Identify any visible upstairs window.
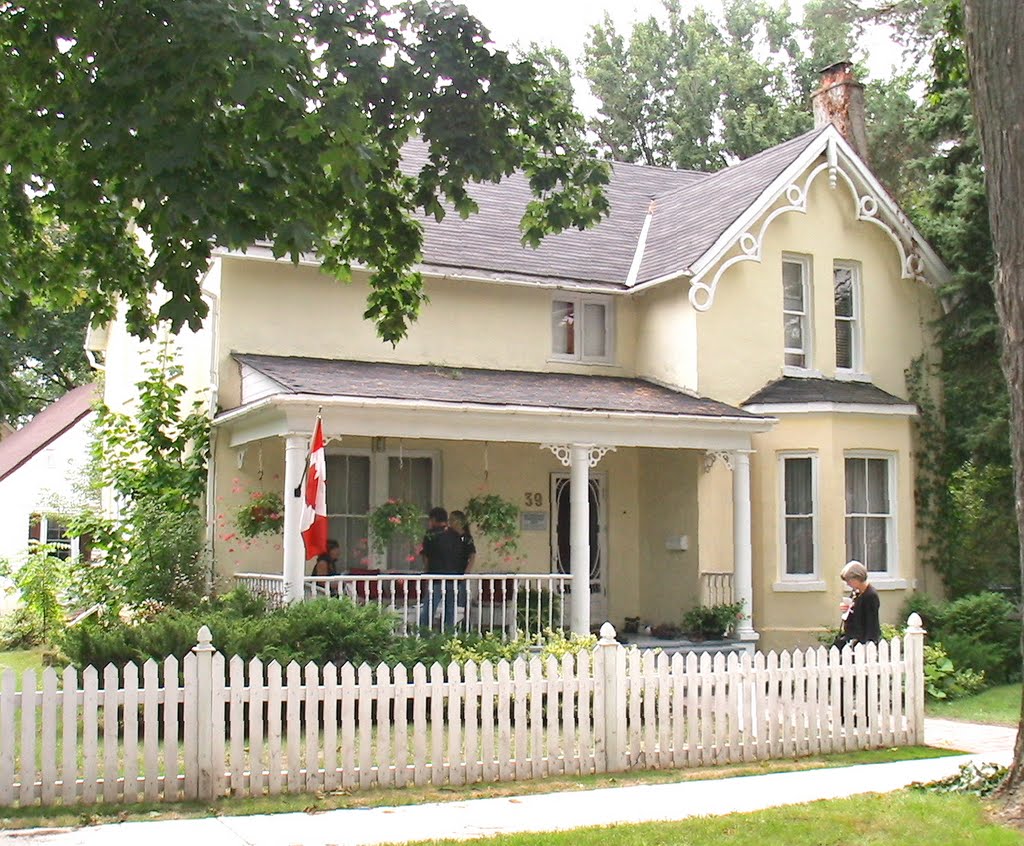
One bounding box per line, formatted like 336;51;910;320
782;256;812;369
551;296;613;363
834;262;862;371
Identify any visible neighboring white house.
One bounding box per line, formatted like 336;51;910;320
0;384;98;572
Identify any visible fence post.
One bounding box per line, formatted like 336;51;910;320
597;622;626;773
192;626;217;802
904;613;926;744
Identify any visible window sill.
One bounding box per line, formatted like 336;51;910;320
869;577;913;591
835;370;872;383
782;366;823;378
546;356;618;368
773;580;827;592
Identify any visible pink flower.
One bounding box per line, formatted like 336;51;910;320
360;557;370;565
269;512;280;520
251;491;261;500
223;533;236;541
387;498;397;505
503;556;513;562
389;515;401;524
406;555;416;563
217;514;224;520
228;548;235;553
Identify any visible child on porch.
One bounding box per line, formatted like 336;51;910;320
449;510;476;620
419;507;463;631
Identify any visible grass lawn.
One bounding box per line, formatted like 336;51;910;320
0;647;48;687
928;684;1022;727
385;791;1023;846
0;746;958;830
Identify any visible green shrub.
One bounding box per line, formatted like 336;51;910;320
516;588;563;633
683;602;744;640
924;643;987;700
0;607;47;650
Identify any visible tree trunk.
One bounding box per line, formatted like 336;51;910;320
963;0;1024;798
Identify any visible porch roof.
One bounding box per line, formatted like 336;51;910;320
217;355;774;451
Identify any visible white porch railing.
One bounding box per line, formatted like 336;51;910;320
234;572;570;637
700;572;735;607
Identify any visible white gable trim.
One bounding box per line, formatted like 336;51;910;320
742;401;918;417
670;126;950;312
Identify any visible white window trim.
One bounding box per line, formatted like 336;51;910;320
844;450;898;579
776;451;821;585
833;260;864;376
549;293;615;365
782;253;814;373
325;446;443;567
28;512;80;560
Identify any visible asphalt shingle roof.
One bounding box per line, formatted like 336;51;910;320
0;384;98;483
400;130;825;288
743;377;912;407
234;354;765;420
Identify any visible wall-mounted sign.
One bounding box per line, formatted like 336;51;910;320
521;511;549;532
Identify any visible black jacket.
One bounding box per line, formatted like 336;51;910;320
841;584;881;646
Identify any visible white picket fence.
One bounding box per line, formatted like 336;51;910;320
0;615;926;808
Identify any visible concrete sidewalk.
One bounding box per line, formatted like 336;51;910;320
2;719;1014;846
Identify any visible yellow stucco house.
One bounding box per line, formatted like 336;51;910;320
94;66;947;652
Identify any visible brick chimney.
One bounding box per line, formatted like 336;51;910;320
811;61;869;163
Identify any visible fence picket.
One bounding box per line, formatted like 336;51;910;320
626;649;642;766
801;648;817;756
740;652;755;763
447;662;464;786
20;669;37;806
102;665;119;803
0;670;13;807
878;640;894;746
855;644;869;749
546;656;562;777
391;664;407;788
61;666;78;806
752;652;767;761
496;660;512;781
464;661;479;785
725;653;740;764
429;663;445;786
698;653;713;766
480;660;496;783
41;667;58;806
323;663;339;792
711;653;728;765
512;658;528;781
266;661;283;796
163;656;179;801
358;663;374;790
376;663;393;789
528;657;544;779
228;657;245;797
182;654;197;800
779;651;794;758
891;638;906;745
684;653;699;767
341;663;357;790
305;663;322;792
641;651;656;770
248;659;265;798
122;663;139;803
866;642;881;748
142;661;159;802
81;666;99;804
577;650;594;775
670;654;685;767
286;662;302;793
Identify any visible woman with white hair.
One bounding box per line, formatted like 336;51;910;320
836;560;881;648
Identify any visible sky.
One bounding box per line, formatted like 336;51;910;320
459;0;910;116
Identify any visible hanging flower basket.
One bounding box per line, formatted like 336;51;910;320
465;493;520;554
235;491;284;537
369;499;424;548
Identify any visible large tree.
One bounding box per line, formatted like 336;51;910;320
961;0;1024;796
0;1;608;345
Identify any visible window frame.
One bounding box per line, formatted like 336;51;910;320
781;254;814;374
833;260;864;375
325;446;442;569
777;451;821;584
549;294;615;365
843;450;898;577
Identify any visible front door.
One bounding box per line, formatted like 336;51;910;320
550;473;607;626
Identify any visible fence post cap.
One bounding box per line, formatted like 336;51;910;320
905;612;925;633
598;621;617;644
193;625;215;652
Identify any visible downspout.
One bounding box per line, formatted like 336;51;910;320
202;280;221;589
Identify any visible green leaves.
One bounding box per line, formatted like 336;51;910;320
1;0;608;345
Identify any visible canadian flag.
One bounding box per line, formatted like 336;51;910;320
300;417;328;560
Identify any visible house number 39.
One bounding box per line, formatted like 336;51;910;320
524;492;544;507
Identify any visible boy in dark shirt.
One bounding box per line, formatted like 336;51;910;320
419;507;463;630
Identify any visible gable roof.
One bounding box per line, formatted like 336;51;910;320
0;384;98;483
233;354;765;421
742;377;912;408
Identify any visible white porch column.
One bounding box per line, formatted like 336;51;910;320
731;450;758;641
282;434;307;604
542;443;616;636
569;443;591;637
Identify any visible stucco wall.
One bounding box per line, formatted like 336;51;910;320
749;413;917;652
696;165;941;406
633;280;698;392
216;259;638;410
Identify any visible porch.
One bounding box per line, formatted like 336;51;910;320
214;356;772;638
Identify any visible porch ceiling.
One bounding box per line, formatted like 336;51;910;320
215;355;775;450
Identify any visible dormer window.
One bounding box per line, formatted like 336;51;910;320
551;295;613;363
782;255;812;370
834;261;862;372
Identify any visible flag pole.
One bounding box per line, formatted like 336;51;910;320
293;407;323;497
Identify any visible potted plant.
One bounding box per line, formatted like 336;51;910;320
682;601;745;640
235;491;284;537
465;493;520;554
368;499;424;549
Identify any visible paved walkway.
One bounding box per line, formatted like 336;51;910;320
2;719;1015;846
